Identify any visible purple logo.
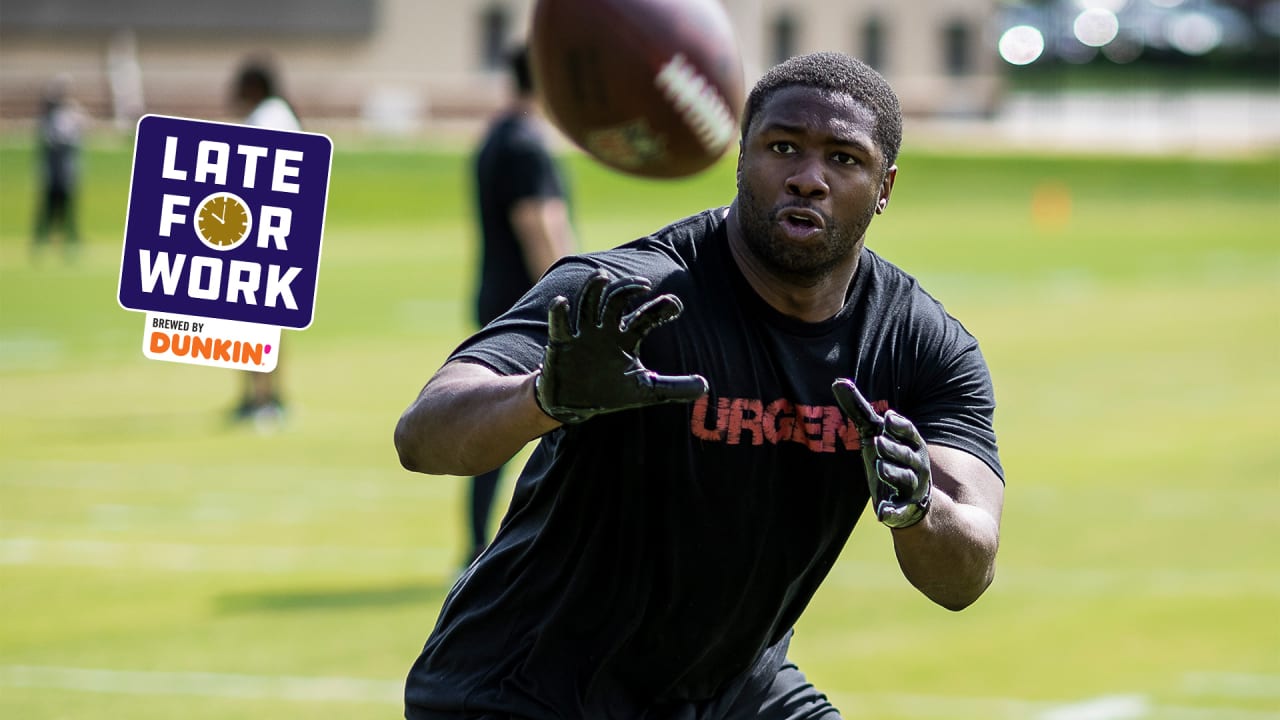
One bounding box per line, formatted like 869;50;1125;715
118;115;331;329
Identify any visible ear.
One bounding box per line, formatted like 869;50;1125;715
875;164;897;214
735;140;744;186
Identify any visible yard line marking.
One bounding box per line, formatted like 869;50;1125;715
824;561;1280;597
1149;709;1280;720
0;537;448;574
1038;695;1149;720
1184;672;1280;698
3;536;1275;596
0;334;64;370
7;670;1280;718
1;665;401;704
828;690;1042;718
829;691;1280;720
0;460;444;496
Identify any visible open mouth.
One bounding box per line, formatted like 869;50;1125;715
779;208;825;232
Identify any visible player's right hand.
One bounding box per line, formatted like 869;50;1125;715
535;270;708;425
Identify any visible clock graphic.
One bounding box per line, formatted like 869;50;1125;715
194;192;253;251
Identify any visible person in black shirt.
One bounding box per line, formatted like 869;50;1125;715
465;45;576;567
395;51;1004;720
33;75;84;261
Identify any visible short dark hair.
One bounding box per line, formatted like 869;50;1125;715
741;52;902;170
235;59;278;101
509;45;533;96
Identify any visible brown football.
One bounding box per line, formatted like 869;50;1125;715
529;0;745;179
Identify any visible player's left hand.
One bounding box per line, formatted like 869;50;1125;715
832;378;932;528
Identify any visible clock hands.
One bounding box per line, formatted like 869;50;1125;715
197;196;250;249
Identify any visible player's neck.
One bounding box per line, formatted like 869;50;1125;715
724;203;860;324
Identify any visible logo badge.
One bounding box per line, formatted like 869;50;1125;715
117;115;332;371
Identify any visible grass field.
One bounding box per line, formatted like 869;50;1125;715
1;131;1278;719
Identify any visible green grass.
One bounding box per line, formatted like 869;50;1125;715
2;133;1278;719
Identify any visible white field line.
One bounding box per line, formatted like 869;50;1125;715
1038;695;1149;720
0;461;438;497
1;665;401;703
1184;672;1280;699
1146;709;1280;720
839;691;1280;717
0;537;448;573
828;689;1041;719
822;690;1280;720
1035;694;1280;720
823;561;1280;597
5;668;1280;718
2;537;1276;598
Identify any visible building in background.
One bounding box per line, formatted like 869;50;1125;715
0;0;1003;134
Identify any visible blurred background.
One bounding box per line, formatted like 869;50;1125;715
1;1;1277;719
2;0;1278;150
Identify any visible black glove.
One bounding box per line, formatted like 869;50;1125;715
535;271;708;424
832;378;932;528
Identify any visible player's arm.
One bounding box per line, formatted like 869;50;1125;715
394;360;556;477
511;196;575;280
833;379;1002;610
395;270;707;475
889;445;1002;611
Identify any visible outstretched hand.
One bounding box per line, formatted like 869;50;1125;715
535;271;708;424
832;378;932;528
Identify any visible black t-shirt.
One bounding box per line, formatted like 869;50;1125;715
406;209;1002;718
474;111;568;326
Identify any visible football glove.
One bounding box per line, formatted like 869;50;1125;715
832;378;932;528
535;271;708;424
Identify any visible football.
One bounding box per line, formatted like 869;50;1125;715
529;0;745;179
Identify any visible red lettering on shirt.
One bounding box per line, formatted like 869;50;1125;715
691;396;729;441
727;397;764;446
763;398;794;444
689;395;891;453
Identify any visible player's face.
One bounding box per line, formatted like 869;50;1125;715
735;86;894;281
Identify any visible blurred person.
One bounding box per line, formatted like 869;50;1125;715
228;57;300;428
394;52;1003;720
32;75;85;261
106;29;145;131
463;44;576;568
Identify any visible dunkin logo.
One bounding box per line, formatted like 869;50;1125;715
142;313;280;372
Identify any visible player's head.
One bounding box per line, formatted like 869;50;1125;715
508;45;535;99
40;74;71;114
233;58;279;107
731;51;899;282
741;52;901;173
